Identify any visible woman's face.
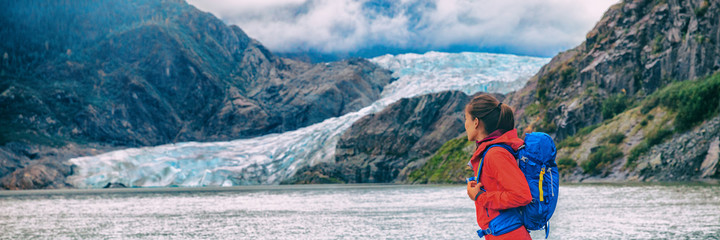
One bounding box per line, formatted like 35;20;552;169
464;109;488;141
464;110;480;141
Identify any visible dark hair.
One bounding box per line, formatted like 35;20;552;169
465;94;514;133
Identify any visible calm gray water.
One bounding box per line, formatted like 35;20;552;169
0;184;719;239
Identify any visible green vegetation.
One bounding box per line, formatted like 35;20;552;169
602;93;630;120
642;71;720;131
582;83;600;99
694;34;710;44
532;61;579;134
574;126;626;174
0;127;66;147
652;34;664;54
589;28;613;49
633;72;645;93
560;120;626;175
641;99;656;114
582;145;623;175
531;100;561;134
557;137;581;149
640;114;654;126
604;132;626;144
536;62;576;104
557;123;600;150
408;137;474;183
0;82;66;147
557;157;577;173
536;117;557;133
577;123;600;136
695;0;709;17
525;103;540;117
537;75;550;103
559;64;576;86
626;126;674;169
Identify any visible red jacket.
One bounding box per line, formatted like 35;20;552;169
470;129;532;240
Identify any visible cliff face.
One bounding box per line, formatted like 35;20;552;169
505;0;720;182
509;0;720;138
287;91;503;184
0;0;393;189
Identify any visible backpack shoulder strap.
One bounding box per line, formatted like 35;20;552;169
476;143;516;181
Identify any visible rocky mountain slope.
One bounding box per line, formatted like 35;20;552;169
0;0;393;189
507;0;719;139
414;0;720;184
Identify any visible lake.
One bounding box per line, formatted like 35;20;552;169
1;184;718;239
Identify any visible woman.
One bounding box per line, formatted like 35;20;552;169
464;94;532;239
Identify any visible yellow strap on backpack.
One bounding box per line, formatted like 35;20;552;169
539;167;545;202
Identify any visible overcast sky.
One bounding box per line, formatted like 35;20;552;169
187;0;619;58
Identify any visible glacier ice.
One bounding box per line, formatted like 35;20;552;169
67;51;550;188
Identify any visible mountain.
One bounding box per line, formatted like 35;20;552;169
414;0;720;183
0;0;394;189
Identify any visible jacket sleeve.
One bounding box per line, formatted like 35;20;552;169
476;147;532;210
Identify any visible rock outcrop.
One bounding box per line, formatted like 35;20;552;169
633;115;720;182
0;142;118;190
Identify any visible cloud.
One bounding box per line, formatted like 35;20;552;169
187;0;619;57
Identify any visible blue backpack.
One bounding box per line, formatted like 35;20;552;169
469;132;559;239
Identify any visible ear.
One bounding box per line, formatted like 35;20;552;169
473;117;480;129
476;118;487;132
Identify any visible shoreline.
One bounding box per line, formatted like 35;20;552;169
1;181;717;196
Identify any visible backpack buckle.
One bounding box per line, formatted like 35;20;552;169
477;228;493;238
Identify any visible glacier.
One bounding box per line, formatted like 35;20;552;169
67;52;550;188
